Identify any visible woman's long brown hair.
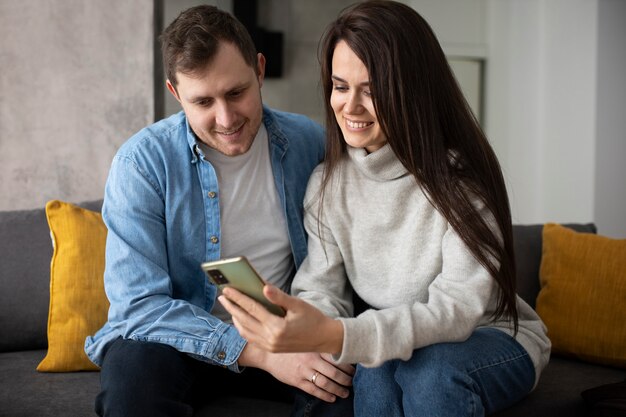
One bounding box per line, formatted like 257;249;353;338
318;0;518;331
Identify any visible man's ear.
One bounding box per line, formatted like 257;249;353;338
256;53;266;88
166;79;181;102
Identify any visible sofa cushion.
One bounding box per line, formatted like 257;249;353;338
512;223;596;308
0;350;292;417
536;223;626;369
490;356;626;417
37;200;108;372
3;351;622;417
0;350;101;416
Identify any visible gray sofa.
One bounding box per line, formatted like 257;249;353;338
1;200;624;416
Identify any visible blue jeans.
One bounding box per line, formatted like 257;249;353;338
353;328;535;417
96;338;352;417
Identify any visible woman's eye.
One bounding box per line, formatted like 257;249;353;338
333;85;348;92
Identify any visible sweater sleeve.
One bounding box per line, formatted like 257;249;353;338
335;216;500;367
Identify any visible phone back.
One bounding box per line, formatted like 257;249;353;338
202;256;285;316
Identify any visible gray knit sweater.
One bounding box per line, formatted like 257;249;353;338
291;144;550;386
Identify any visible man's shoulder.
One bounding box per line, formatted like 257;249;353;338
117;112;187;157
266;107;319;125
264;107;324;143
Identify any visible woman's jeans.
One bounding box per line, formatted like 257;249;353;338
96;338;352;417
353;328;535;417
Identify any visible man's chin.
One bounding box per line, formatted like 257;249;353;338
214;138;255;156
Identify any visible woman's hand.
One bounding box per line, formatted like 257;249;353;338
239;344;353;402
219;284;344;355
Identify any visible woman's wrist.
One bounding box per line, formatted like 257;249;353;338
322;318;344;355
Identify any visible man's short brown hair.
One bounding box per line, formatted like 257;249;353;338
161;5;258;87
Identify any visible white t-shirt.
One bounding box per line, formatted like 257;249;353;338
198;125;294;322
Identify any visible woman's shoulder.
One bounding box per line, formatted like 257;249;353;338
305;163;326;195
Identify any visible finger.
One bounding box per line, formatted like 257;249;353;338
335;363;355;376
218;294;254;323
222;287;277;323
231;313;271;350
321;353;356;376
300;381;336;403
218;295;264;340
263;284;295;308
231;316;251;336
316;361;353;388
219;290;266;325
220;298;252;332
310;373;350;399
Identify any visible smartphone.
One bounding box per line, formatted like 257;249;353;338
201;256;285;317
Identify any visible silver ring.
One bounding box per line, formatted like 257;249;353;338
310;371;319;385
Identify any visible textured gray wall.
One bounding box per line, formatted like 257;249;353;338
0;0;155;211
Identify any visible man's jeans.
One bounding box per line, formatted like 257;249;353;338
96;338;352;417
353;328;535;417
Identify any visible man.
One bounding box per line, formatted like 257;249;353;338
85;5;353;416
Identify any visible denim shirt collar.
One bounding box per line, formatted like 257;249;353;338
262;105;289;155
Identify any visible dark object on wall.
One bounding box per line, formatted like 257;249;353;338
234;0;284;78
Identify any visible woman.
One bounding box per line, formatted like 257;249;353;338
220;1;550;415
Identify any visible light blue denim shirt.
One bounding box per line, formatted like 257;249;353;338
85;106;324;371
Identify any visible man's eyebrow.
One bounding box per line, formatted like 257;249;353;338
187;82;251;102
188;95;213;103
331;75;370;86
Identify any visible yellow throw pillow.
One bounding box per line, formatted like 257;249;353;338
536;223;626;368
37;200;109;372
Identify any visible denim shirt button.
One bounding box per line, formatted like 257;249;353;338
210;236;219;244
207;191;217;198
217;351;226;360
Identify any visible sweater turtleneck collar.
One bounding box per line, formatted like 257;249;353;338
347;143;409;181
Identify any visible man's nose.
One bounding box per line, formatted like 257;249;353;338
215;101;236;128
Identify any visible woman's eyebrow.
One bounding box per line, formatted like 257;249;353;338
331;75;370;86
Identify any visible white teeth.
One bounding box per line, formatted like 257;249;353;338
218;125;242;135
346;119;373;129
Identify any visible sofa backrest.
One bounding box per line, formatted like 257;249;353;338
513;223;596;308
0;202;595;353
0;200;102;353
